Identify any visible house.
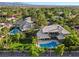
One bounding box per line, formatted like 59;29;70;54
0;23;13;28
37;30;50;40
37;24;70;40
42;24;70;35
16;17;34;31
7;15;16;21
36;24;70;48
74;25;79;36
37;24;70;43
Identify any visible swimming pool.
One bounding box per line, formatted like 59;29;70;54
9;28;21;35
39;40;59;48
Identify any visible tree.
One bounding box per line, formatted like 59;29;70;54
1;27;9;35
27;44;45;56
0;39;5;49
0;27;11;48
64;30;79;47
10;32;26;43
15;33;21;42
54;44;65;56
63;30;79;53
27;37;45;56
63;25;72;32
20;32;26;39
35;10;48;27
9;43;28;52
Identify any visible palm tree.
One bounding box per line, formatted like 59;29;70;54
10;32;26;43
27;44;45;56
15;33;21;43
26;37;45;56
35;10;48;27
54;44;65;56
0;27;11;48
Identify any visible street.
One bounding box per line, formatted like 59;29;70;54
0;50;79;57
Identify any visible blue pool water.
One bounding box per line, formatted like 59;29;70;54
39;41;59;48
9;28;21;35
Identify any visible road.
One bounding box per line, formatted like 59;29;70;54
0;51;79;57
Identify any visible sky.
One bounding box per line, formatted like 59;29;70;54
23;2;79;6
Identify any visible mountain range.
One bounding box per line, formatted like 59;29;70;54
0;2;79;8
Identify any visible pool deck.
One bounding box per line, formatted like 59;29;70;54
37;40;59;44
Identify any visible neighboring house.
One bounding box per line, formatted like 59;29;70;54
37;24;70;44
75;26;79;29
57;11;64;15
0;23;13;28
16;17;34;31
74;25;79;36
7;15;16;21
